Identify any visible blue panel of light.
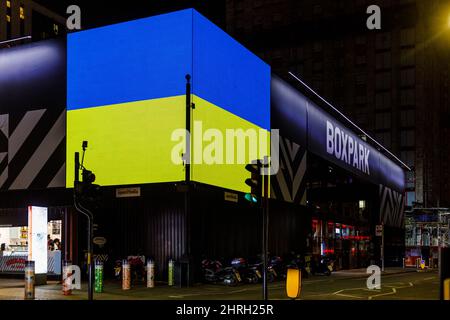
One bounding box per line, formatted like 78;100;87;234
193;11;271;131
67;9;193;110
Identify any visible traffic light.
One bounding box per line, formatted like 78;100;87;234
244;160;262;204
75;168;101;205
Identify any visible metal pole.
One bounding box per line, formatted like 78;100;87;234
185;74;191;183
74;199;93;300
75;152;80;183
74;152;93;300
185;74;192;272
262;161;269;301
381;222;385;272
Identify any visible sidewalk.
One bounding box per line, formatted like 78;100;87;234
0;267;426;300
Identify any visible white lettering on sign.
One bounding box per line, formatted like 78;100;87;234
326;121;370;175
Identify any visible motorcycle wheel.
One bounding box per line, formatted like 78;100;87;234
267;272;275;283
224;275;238;287
325;269;331;276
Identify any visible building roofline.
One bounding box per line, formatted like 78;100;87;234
288;71;411;171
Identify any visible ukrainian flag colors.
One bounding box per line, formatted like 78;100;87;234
66;9;270;192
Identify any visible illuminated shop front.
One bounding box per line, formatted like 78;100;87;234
311;219;370;269
0;207;62;275
404;208;450;268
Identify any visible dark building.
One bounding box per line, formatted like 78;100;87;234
225;0;450;210
0;0;65;46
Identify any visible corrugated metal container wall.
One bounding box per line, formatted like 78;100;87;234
97;184;186;280
190;185;311;276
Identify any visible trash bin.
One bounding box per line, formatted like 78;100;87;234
174;256;193;288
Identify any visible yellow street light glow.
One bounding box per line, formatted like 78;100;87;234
448;14;450;28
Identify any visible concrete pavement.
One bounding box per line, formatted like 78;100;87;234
0;267;439;300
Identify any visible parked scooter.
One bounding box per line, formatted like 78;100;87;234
310;256;334;276
231;257;259;284
201;258;240;286
248;255;276;283
285;253;309;279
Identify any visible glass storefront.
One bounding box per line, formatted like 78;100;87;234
0;220;62;274
311;219;370;270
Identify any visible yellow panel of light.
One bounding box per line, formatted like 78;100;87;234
66;96;186;187
191;96;270;193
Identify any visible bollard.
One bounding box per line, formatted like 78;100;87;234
95;260;104;293
286;268;302;300
147;259;155;288
62;260;72;296
122;259;131;290
24;261;35;300
444;279;450;300
168;259;174;286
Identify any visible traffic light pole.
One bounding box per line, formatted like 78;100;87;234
73;152;94;301
262;171;269;301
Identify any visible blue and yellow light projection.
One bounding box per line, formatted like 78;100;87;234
67;9;270;192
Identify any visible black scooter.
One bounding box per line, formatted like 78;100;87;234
310;256;333;276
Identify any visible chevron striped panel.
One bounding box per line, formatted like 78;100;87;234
271;136;307;204
0;108;66;191
379;184;405;227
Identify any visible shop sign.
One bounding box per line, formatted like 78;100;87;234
116;187;141;198
93;237;107;246
224;192;238;203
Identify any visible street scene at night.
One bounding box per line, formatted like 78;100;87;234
0;0;450;317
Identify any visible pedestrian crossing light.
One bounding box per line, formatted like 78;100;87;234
244;160;262;204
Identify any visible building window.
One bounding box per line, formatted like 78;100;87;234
355;35;367;45
355;54;366;65
406;171;415;189
313;61;323;72
400;89;415;106
376;132;392;149
406;191;416;207
400;49;415;67
400;110;415;127
400;28;415;47
375;92;391;110
376;72;391;90
20;6;25;20
375;112;391;130
313;42;323;53
400;68;415;87
376;52;391;70
313;4;322;15
400;129;415;147
6;0;10;8
400;151;415;167
375;32;391;50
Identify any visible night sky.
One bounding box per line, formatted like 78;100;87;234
34;0;226;29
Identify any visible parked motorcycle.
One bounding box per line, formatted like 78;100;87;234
113;255;146;284
310;256;334;276
231;257;259;284
201;258;240;286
